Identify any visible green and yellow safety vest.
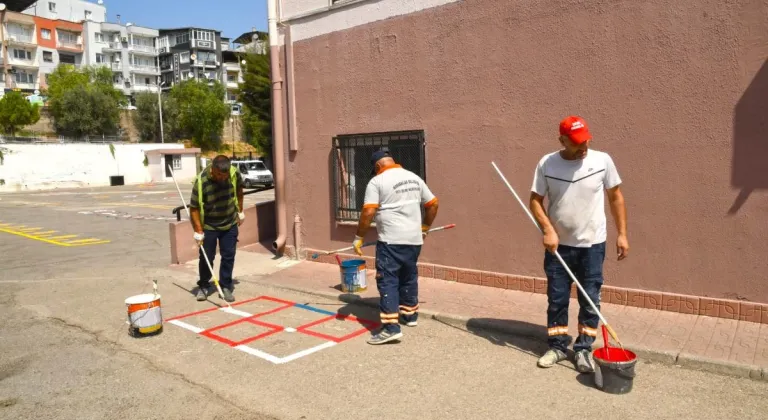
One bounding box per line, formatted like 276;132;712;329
196;165;240;227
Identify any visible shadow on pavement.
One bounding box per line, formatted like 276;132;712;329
452;318;550;360
575;373;598;389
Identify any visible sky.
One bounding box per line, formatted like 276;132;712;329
96;0;268;40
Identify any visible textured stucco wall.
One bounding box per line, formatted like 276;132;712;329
281;0;768;303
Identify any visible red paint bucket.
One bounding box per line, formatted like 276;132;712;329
592;347;637;394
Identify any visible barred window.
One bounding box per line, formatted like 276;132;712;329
332;130;426;222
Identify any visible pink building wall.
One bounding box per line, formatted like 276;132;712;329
277;0;768;307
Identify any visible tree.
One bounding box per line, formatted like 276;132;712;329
133;91;186;143
169;79;229;151
0;91;40;136
133;92;160;142
237;49;272;155
45;64;125;137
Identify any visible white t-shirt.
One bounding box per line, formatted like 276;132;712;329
363;165;437;246
531;149;622;248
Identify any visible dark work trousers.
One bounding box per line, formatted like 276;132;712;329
375;241;422;334
544;241;606;353
198;224;239;290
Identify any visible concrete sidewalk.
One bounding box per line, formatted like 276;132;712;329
236;248;768;381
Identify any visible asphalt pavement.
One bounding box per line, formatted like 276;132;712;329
1;185;767;420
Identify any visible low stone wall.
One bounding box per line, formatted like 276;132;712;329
168;200;276;264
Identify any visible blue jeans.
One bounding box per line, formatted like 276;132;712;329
198;224;239;290
544;242;605;353
375;241;422;334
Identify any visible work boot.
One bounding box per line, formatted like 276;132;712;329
367;329;403;345
195;287;208;301
537;349;568;368
221;288;235;303
574;350;595;373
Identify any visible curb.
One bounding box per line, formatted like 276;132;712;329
245;278;767;382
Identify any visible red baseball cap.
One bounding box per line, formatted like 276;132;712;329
559;116;591;144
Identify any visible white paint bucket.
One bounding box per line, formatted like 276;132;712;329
339;259;368;293
125;293;163;336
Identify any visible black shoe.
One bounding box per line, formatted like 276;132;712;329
574;350;595;373
195;287;209;301
221;288;235;303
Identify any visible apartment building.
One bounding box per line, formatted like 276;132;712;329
157;27;223;90
2;11;39;91
24;0;106;23
83;20;159;100
220;37;240;106
34;16;85;89
220;30;268;113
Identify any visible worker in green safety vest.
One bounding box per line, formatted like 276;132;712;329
189;155;245;303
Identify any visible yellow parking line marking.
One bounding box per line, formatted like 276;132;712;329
69;240;111;246
49;235;78;240
0;227;109;247
64;238;102;244
19;227;42;232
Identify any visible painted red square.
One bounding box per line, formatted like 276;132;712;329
296;314;380;343
166;295;295;322
200;316;284;347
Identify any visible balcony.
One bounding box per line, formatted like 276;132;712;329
13;82;40;91
132;84;159;93
9;57;38;68
57;41;83;52
111;62;122;72
191;60;218;68
130;44;157;55
6;34;36;46
130;64;160;75
191;39;216;50
104;42;123;51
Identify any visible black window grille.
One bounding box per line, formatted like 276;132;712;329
332;130;426;222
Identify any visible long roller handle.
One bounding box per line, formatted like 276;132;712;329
491;161;623;346
311;224;456;259
167;164;230;308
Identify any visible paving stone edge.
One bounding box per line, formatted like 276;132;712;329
246;278;766;382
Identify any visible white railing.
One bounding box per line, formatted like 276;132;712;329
14;82;39;90
8;34;34;43
58;39;81;49
10;57;36;66
130;64;159;73
130;44;157;54
111;63;122;72
133;84;159;92
106;42;122;49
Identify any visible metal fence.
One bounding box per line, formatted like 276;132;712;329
0;134;127;144
332;130;426;222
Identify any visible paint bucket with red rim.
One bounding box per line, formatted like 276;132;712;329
592;347;637;394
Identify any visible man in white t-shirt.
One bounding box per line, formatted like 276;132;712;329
529;116;629;373
353;149;439;345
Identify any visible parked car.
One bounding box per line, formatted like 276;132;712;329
233;159;274;188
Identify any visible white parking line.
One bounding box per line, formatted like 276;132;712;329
167;320;204;334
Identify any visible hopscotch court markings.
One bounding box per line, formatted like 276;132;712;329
166;295;380;364
0;222;110;247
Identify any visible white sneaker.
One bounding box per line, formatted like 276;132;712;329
537;349;567;368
